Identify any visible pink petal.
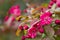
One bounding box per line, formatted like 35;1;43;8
56;0;60;7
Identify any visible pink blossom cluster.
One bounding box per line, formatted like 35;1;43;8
21;11;53;40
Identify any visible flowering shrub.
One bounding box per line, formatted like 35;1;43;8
4;0;60;40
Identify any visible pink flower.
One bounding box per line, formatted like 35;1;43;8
40;12;52;18
48;0;56;9
25;33;36;39
28;27;37;33
49;1;54;6
23;25;29;30
27;27;37;38
33;22;44;33
56;0;60;7
28;33;37;38
40;12;53;25
8;5;21;16
40;16;53;25
39;27;44;33
18;26;23;30
22;36;26;40
55;20;60;25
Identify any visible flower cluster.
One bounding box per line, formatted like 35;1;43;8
4;0;60;40
4;5;21;27
8;5;21;16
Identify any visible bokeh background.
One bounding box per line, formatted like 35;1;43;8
0;0;60;40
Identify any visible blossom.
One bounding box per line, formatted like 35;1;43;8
27;27;37;38
40;12;53;25
22;36;26;40
55;20;60;25
8;5;21;16
35;22;44;33
56;0;60;7
40;17;53;25
19;26;23;30
23;25;29;30
39;27;44;33
49;1;54;6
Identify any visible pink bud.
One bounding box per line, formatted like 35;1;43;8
49;1;54;6
39;28;44;33
19;26;23;30
55;20;60;25
22;36;26;40
23;25;29;30
56;0;60;7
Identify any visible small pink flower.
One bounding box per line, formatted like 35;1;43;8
26;32;37;39
40;16;53;25
39;27;44;33
56;0;60;7
27;27;37;38
40;12;52;18
49;1;54;6
40;12;53;25
23;25;29;30
28;27;37;33
8;5;21;16
22;36;26;40
19;26;23;30
48;0;56;9
28;33;37;38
